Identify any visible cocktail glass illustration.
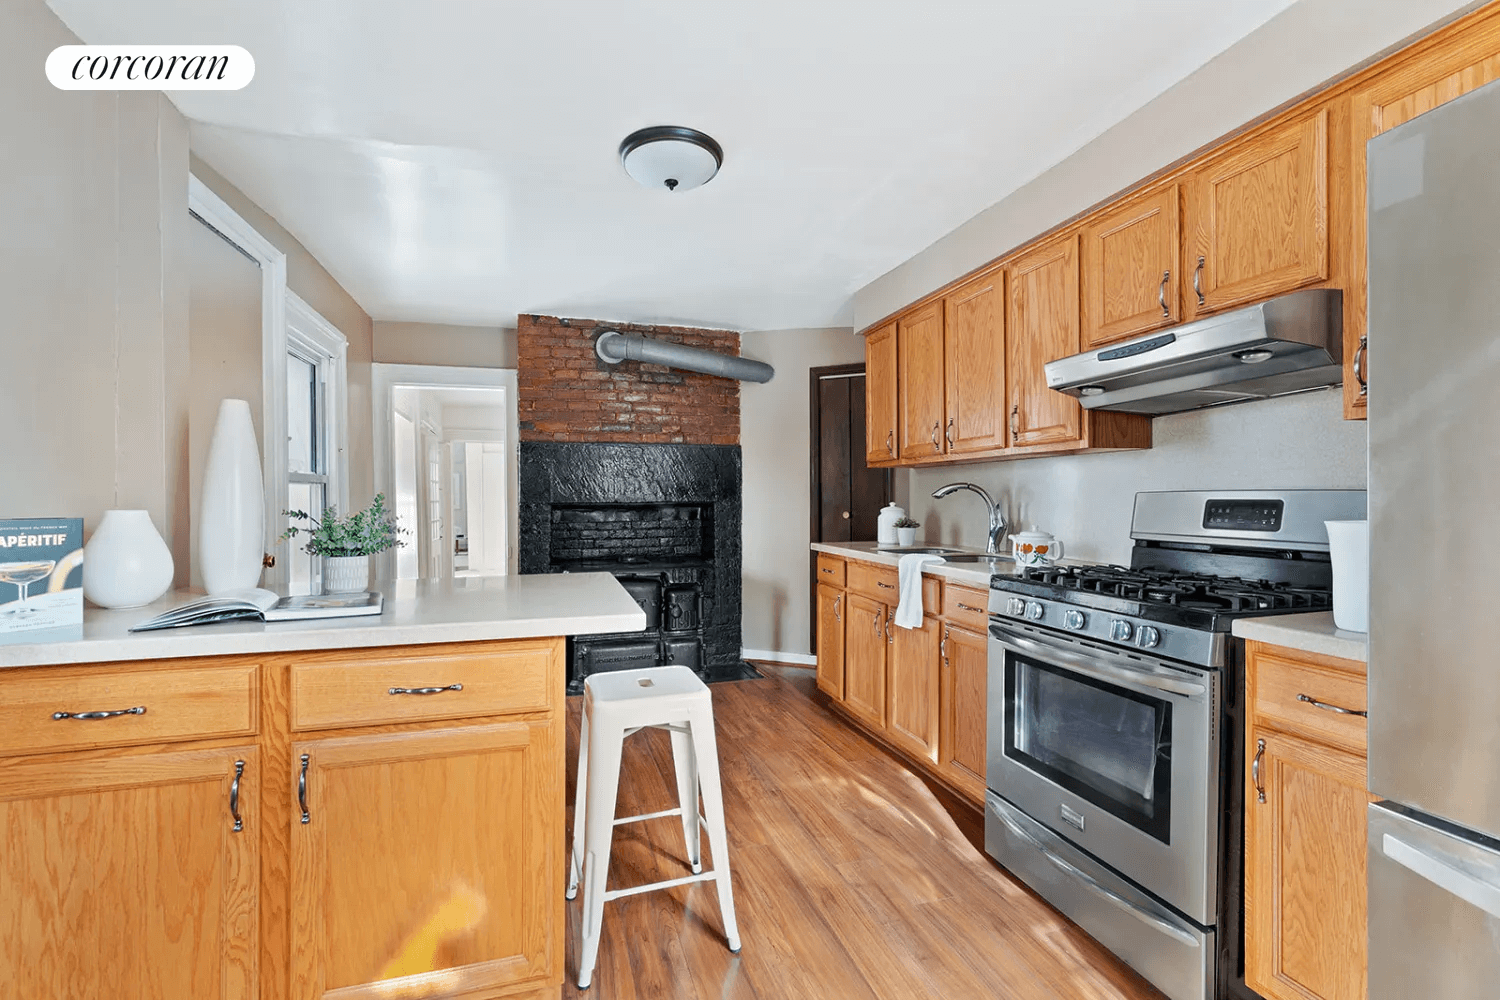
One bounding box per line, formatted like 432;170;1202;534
0;561;57;616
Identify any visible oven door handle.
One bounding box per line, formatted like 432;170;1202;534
989;796;1201;948
989;623;1206;698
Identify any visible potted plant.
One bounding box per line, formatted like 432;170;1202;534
281;493;405;594
893;516;921;547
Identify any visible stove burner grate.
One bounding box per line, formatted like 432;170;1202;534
1020;564;1331;612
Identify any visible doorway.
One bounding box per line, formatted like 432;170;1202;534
809;364;890;645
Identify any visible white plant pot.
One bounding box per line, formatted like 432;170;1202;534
199;399;265;595
896;526;918;546
323;555;370;594
82;510;175;609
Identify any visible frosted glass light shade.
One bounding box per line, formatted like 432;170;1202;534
619;126;722;192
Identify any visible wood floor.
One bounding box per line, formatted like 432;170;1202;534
562;664;1167;999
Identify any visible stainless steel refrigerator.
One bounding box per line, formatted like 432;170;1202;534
1367;77;1500;998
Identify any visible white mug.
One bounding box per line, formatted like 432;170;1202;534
1009;530;1063;567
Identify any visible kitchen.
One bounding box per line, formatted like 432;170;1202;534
2;1;1497;999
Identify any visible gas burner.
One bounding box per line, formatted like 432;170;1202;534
1012;562;1332;621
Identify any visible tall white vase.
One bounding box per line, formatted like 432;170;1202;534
199;399;265;594
83;510;175;609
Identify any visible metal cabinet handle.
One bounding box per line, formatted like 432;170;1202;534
52;706;146;721
872;610;881;635
1252;738;1266;804
945;418;954;448
1158;270;1171;318
885;614;893;644
1010;404;1020;439
833;594;842;622
1353;335;1368;397
388;684;463;696
930;422;941;452
886;430;894;458
940;626;949;663
876;580;895;590
230;760;245;832
1297;693;1368;717
1193;256;1205;307
298;753;311;825
956;602;984;613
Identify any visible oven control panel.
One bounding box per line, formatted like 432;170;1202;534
988;590;1226;667
1202;498;1285;532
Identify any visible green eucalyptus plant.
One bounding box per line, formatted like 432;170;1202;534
280;493;406;557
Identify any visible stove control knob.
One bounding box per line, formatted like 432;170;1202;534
1063;609;1086;631
1110;619;1134;642
1006;597;1027;617
1136;626;1161;649
1025;601;1045;621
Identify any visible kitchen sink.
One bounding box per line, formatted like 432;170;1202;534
877;546;967;555
940;553;1014;564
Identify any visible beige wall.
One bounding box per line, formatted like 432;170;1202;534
739;328;864;658
0;0;190;555
190;156;376;508
373;321;518;369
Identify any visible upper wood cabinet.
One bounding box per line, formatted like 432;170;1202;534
886;612;941;764
816;581;845;699
943;271;1008;453
864;321;898;465
1185;110;1330;318
896;302;946;460
0;744;260;1000
1007;232;1084;449
1081;183;1181;347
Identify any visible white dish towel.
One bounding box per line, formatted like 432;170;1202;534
893;553;945;629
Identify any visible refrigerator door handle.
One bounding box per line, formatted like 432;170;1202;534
1382;833;1500;919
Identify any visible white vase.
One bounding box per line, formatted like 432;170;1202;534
323;555;370;594
199;399;265;595
1325;520;1369;633
82;510;175;609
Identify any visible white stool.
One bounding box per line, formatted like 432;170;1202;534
566;665;741;989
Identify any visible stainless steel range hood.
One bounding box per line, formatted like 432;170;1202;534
1044;288;1343;415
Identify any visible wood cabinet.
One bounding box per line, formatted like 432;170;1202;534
842;593;889;730
1244;640;1370;1000
896;301;947;460
290;722;560;1000
1007;232;1084;449
0;744;260;999
1081;183;1181;347
864;320;898;465
943;272;1008;453
815;582;846;699
938;622;988;802
886;612;941;763
1185;110;1329;319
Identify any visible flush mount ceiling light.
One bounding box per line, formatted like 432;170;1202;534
619;126;722;193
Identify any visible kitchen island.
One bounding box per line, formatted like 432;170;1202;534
0;573;645;1000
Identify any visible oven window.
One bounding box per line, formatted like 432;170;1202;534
1006;653;1173;843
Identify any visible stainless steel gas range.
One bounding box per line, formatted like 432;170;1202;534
982;490;1366;1000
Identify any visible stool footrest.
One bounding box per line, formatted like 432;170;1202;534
614;807;684;825
602;870;719;902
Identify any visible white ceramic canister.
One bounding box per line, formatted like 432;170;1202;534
1009;529;1063;567
1324;520;1369;633
82;509;175;608
876;502;906;546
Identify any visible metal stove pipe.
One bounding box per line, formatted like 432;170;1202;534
594;329;774;383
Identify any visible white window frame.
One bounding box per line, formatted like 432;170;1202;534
286;290;350;515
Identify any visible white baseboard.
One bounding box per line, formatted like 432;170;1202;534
741;648;817;666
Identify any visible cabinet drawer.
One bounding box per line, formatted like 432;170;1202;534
846;560;940;607
816;554;846;587
290;639;560;731
942;585;990;632
1251;648;1367;753
0;661;258;756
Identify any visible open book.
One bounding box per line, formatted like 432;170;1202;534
131;589;383;632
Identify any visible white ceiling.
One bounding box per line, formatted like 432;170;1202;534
48;0;1296;331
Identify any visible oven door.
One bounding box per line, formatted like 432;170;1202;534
987;619;1219;924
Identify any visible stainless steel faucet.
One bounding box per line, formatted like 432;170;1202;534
931;482;1008;555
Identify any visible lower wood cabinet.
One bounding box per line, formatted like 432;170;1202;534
938;622;988;802
886;613;940;763
0;743;260;1000
843;593;889;730
815;582;845;699
1244;640;1369;1000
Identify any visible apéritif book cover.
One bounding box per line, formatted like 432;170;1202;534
0;519;83;634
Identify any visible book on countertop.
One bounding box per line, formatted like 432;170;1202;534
0;518;84;635
131;589;383;632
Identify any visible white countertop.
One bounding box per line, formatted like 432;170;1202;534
1232;611;1368;664
811;540;1037;589
0;573;647;670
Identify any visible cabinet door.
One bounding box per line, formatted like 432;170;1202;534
864;321;898;465
886;613;941;763
1006;233;1084;448
0;745;258;1000
943;272;1007;453
1245;727;1369;1000
1186;110;1329;318
939;623;988;803
816;584;846;699
1346;15;1500;419
1081;184;1181;347
290;722;561;1000
843;594;888;730
897;301;947;460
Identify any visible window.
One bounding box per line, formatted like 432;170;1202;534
284;294;348;596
